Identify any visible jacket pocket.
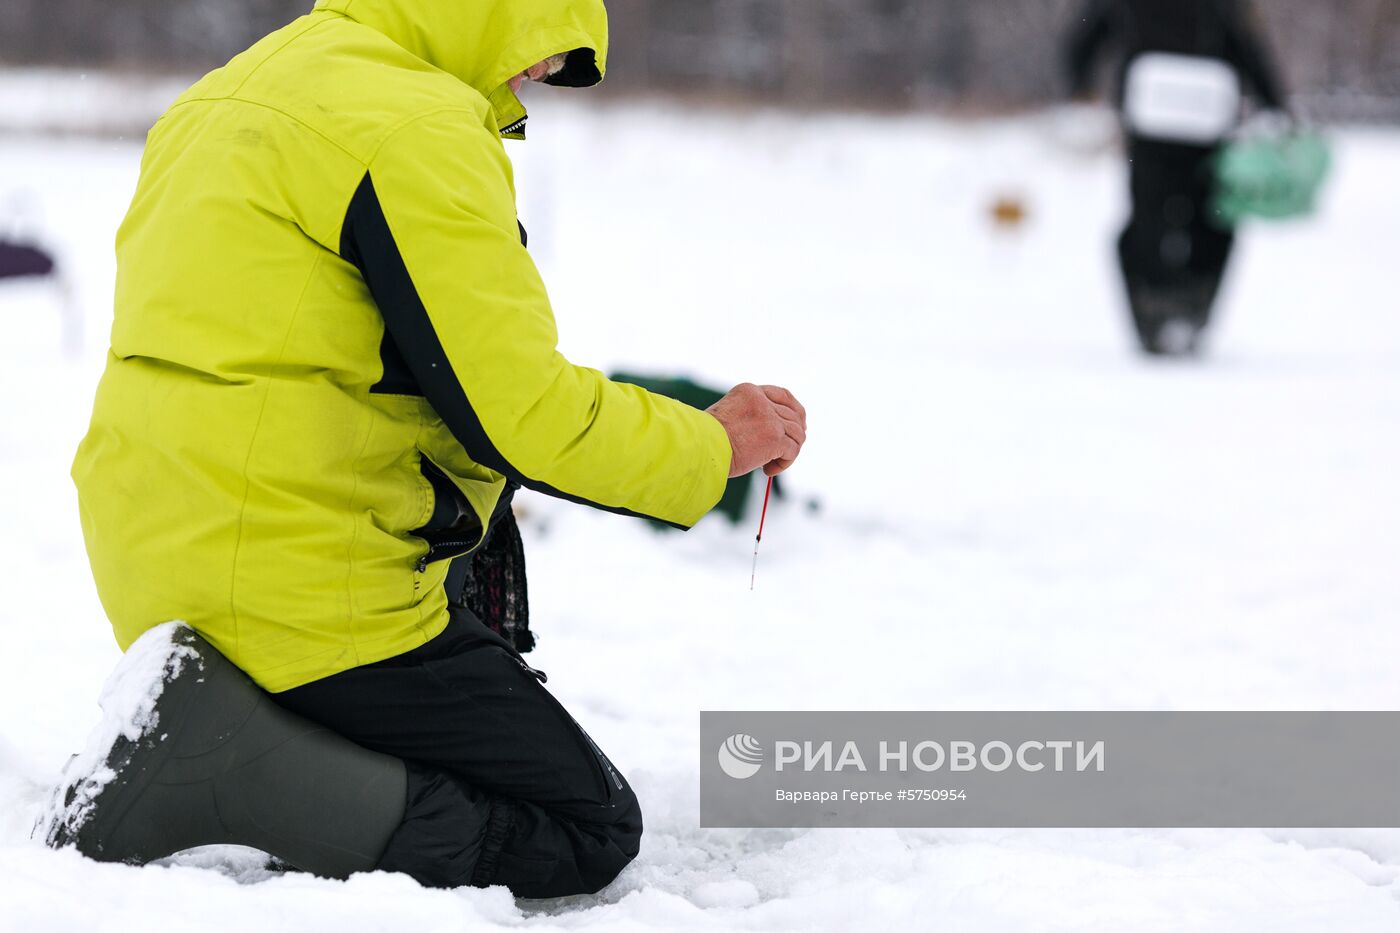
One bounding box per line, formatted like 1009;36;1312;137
411;453;486;571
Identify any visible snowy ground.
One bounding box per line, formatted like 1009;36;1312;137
2;84;1399;931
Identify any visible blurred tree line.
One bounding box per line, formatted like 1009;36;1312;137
3;0;1398;120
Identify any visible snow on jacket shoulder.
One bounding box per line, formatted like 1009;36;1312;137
72;0;731;692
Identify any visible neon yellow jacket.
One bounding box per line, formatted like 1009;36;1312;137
72;0;731;692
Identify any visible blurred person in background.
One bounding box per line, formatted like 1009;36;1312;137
1065;0;1289;355
45;0;805;898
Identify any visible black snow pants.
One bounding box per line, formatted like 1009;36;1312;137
271;606;642;898
1117;136;1236;346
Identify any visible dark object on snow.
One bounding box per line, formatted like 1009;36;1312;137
45;625;407;879
0;239;56;281
1064;0;1288;355
610;371;782;527
273;607;642;897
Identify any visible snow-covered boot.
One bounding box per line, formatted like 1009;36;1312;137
41;622;407;879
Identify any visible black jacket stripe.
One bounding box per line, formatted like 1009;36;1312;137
340;172;688;529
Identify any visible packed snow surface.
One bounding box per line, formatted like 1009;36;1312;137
2;87;1399;931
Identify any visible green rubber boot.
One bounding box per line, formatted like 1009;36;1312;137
42;623;407;878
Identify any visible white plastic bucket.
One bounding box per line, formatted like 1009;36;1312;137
1124;52;1242;144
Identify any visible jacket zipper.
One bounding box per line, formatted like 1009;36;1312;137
415;538;480;574
499;116;528;136
413;453;488;573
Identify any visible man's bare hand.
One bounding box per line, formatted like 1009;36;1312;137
706;383;807;478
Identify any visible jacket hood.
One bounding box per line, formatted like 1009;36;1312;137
314;0;608;136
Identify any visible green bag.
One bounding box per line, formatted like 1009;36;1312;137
1214;131;1331;225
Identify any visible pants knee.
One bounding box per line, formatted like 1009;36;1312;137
575;792;643;893
611;788;643;860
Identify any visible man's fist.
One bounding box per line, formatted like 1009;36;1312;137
706;383;807;478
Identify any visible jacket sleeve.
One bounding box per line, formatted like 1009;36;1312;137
1219;3;1287;111
340;108;731;529
1063;0;1117;97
